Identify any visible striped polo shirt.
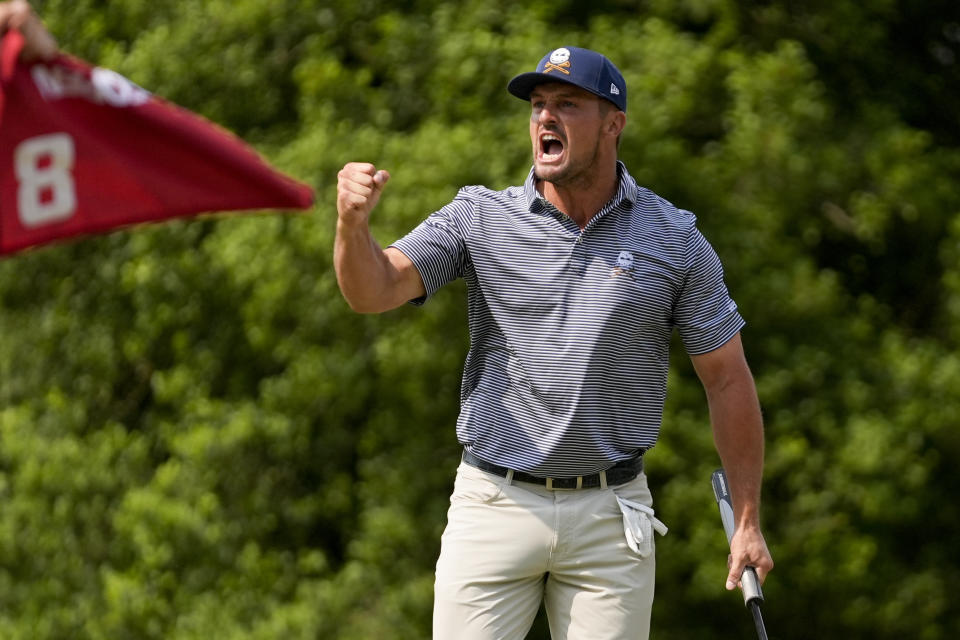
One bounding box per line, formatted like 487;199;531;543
390;162;744;476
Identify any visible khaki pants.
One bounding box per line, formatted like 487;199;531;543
433;462;657;640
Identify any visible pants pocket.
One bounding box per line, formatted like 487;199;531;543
450;462;504;504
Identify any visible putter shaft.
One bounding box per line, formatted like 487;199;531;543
749;601;769;640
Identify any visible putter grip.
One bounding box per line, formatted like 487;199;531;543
712;469;764;606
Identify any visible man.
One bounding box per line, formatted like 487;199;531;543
337;45;773;639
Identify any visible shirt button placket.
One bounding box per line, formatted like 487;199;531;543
570;234;587;277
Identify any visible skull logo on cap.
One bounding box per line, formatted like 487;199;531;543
549;48;571;65
545;48;572;75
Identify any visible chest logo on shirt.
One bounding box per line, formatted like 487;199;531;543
611;251;637;280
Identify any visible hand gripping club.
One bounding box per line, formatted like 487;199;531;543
712;469;769;640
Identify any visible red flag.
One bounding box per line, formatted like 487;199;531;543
0;30;313;256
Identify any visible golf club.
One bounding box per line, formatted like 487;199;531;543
711;468;769;640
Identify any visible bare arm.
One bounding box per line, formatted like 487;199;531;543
0;1;58;60
690;332;774;590
334;162;426;313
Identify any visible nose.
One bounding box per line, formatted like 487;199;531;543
536;102;558;125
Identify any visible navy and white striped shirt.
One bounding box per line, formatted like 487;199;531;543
390;162;744;476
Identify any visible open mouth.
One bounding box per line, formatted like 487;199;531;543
539;132;565;161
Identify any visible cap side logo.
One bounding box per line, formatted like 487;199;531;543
610;83;620;96
544;47;572;75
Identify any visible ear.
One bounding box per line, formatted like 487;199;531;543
605;110;626;139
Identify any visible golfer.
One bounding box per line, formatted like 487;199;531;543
337;46;774;639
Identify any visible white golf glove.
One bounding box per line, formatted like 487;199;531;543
616;495;668;558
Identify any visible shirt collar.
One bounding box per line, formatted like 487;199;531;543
524;161;638;213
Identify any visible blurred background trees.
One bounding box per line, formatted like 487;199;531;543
1;1;958;637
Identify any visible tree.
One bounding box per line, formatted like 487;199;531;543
1;1;957;637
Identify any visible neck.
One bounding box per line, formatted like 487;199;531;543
538;161;620;229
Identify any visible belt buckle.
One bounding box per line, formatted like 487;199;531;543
545;476;583;491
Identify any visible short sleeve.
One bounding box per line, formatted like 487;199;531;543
388;193;475;305
674;227;745;354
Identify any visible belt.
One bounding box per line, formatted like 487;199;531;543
462;449;643;490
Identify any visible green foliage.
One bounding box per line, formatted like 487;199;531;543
2;0;959;638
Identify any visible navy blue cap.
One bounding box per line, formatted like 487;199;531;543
508;46;627;112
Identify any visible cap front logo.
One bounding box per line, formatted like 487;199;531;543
544;47;571;75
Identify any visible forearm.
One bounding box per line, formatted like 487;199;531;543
334;219;408;313
706;375;765;530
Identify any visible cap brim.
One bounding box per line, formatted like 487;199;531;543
507;72;583;101
507;71;622;111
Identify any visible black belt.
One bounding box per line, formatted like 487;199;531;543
462;449;643;490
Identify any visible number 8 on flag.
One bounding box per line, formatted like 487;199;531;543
14;132;76;228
